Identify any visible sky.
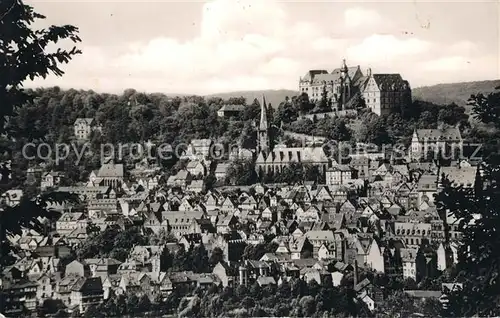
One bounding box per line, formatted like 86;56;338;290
26;0;500;95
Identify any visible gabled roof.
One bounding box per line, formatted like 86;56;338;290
218;104;245;112
74;118;95;126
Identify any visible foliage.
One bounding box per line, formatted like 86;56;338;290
172;243;210;273
37;299;66;317
374;290;442;317
209;247;224;268
241;241;278;260
0;0;81;266
469;92;500;128
76;226;147;261
226;159;257;186
196;277;364;317
435;161;500;316
274;97;299;126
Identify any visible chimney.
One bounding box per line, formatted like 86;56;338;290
367;68;372;77
354;259;359;286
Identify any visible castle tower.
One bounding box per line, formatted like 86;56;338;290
258;95;270;153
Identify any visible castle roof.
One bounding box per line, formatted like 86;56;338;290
301;70;328;81
371;74;410;91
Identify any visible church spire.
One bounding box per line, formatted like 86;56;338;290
259;95;268;131
258;95;269;153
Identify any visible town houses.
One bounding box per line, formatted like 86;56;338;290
0;59;480;316
1;131;477;314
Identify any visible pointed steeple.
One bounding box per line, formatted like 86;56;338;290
259;95;268;131
258;95;269;153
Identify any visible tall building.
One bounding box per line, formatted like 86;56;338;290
257;95;269;154
299;60;412;116
361;71;412;116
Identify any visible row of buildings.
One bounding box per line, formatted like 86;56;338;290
0;133;478;314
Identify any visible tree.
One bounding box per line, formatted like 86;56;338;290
116;294;127;316
37;299;66;316
191;243;209;273
288;118;314;135
435;162;500;316
298;92;313;114
274;99;298;125
126;294;140;314
226;159;257;186
275;162;304;185
240;98;260;121
209;247;224;268
374;290;418;317
173;247;190;271
84;304;104;318
138;294;151;313
86;221;101;236
298;295;316;317
0;0;81;268
160;246;174;272
328;118;352;141
468;92;500;128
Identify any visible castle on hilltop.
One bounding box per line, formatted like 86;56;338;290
299;59;412;116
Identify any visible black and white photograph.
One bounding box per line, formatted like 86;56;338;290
0;0;499;316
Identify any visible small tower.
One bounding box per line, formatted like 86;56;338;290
340;59;351;107
340;59;348;78
258;95;270;154
239;264;248;286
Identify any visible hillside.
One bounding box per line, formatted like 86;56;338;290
206;89;300;108
412;80;500;109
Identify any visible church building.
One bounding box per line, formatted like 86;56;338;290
255;96;330;177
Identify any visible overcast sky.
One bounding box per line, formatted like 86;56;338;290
26;0;499;95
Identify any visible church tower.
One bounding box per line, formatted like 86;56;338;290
340;59;351;108
258;95;269;153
